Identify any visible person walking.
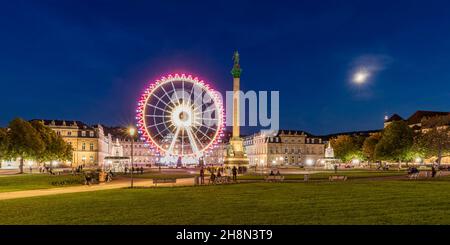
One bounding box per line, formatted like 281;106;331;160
431;164;437;178
210;172;216;184
232;166;237;182
200;167;205;184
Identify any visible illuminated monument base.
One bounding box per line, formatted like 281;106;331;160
224;138;249;169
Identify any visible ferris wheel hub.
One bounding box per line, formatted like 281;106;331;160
171;104;194;128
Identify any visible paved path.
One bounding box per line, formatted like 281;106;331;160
0;177;195;201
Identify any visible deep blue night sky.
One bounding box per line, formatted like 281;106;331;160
1;0;450;135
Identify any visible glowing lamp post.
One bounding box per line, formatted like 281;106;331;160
415;157;423;165
129;127;136;188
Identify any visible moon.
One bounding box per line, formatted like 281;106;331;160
353;70;370;84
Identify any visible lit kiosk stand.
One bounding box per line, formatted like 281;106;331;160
319;142;341;170
224;51;249;173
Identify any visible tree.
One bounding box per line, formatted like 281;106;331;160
0;128;9;167
362;133;381;164
7;118;45;173
417;115;450;165
375;121;414;164
30;120;73;166
330;135;364;162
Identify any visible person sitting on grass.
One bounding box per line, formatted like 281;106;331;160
276;170;281;176
269;170;275;176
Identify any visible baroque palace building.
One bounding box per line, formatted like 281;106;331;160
32;119;113;167
243;130;325;167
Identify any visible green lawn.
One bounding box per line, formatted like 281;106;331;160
0;174;84;193
1;179;450;224
240;170;408;180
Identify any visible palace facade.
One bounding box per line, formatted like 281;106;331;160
244;130;325;167
33;119;113;167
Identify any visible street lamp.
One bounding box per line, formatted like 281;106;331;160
415;157;422;165
129;127;136;188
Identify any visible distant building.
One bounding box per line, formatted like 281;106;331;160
120;139;158;166
319;129;381;142
384;110;450;130
244;130;325;167
102;126;158;166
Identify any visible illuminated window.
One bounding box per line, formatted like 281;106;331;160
82;131;86;137
90;143;94;151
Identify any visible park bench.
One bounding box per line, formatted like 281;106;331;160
153;178;177;186
213;176;232;184
329;175;347;181
409;172;420;179
264;175;285;182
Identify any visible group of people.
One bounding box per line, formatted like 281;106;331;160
124;165;145;175
269;170;281;176
74;165;84;173
83;169;114;186
407;164;439;178
198;166;239;184
38;166;52;174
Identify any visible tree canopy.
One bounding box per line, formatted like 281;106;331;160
7;118;45;173
362;133;381;162
330;135;364;162
30;120;72;164
0;128;9;161
375;121;414;162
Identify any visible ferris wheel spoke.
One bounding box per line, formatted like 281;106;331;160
196;123;218;133
153;126;171;141
147;120;170;128
194;126;214;144
146;114;171;118
170;80;181;106
148;104;171;114
167;126;181;154
201;107;217;114
181;128;185;155
185;127;201;155
191;128;206;150
152;93;175;111
188;82;195;102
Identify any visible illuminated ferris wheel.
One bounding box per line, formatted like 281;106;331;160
136;74;224;162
